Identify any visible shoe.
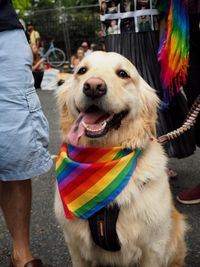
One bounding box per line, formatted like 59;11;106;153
57;79;65;86
10;257;52;267
177;183;200;204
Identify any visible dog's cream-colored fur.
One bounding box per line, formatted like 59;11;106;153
55;51;187;267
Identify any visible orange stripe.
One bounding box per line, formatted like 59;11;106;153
60;144;67;153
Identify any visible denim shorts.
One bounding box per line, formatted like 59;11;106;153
0;30;52;181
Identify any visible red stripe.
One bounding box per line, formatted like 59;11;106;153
62;160;118;204
60;189;76;218
72;147;112;162
60;160;117;197
61;162;105;196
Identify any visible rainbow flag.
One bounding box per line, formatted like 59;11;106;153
158;0;189;102
56;144;141;219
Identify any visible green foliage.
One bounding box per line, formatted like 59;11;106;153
61;0;97;7
66;9;100;53
25;1;100;59
30;0;97;9
31;0;56;8
13;0;97;12
12;0;31;13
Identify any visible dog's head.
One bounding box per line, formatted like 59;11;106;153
57;51;159;149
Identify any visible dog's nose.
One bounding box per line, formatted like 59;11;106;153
83;78;107;99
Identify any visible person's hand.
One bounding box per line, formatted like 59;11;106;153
32;58;45;71
38;58;45;64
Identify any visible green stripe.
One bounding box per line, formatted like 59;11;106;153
112;149;124;160
73;156;136;217
56;156;71;177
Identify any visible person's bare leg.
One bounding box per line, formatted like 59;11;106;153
0;180;34;267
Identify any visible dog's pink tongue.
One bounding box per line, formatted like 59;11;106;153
67;111;104;146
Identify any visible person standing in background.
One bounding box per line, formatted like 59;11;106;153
101;0;196;163
176;0;200;204
70;46;85;69
31;44;45;89
101;0;196;180
27;21;40;48
81;41;92;56
0;1;52;267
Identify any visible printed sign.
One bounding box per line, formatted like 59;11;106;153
99;0;160;35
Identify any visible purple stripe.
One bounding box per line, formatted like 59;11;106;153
58;163;91;190
68;146;83;159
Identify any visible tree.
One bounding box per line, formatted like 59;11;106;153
23;0;100;60
12;0;31;14
31;0;56;8
60;0;97;7
29;0;97;9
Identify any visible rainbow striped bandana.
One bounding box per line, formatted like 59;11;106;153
56;144;141;219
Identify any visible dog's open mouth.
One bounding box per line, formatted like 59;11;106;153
67;105;129;146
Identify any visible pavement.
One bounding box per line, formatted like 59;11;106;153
0;90;200;267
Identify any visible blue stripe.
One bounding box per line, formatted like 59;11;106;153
67;144;76;154
57;159;80;183
122;148;131;157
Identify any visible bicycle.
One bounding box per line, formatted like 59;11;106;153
40;40;66;68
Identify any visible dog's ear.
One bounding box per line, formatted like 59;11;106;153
56;77;74;139
138;77;160;137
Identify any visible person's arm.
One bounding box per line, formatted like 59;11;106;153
32;58;44;71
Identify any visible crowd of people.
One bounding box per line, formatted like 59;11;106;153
70;41;104;69
22;20;104;87
0;0;200;266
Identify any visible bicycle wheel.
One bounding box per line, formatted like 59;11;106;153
47;48;66;68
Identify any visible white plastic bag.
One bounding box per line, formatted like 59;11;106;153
41;68;59;90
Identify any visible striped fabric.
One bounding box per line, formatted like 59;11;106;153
56;144;141;219
158;0;189;103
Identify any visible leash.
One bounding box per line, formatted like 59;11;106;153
158;94;200;145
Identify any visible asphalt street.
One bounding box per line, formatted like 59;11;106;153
0;90;200;267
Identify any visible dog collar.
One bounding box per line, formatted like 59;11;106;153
56;144;141;219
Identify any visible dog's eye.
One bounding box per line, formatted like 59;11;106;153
117;70;130;79
77;67;87;75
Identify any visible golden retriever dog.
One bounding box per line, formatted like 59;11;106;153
54;51;187;267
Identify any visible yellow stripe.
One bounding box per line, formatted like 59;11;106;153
56;151;67;169
96;147;122;162
67;151;134;212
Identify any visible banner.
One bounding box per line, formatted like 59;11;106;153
99;0;160;35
